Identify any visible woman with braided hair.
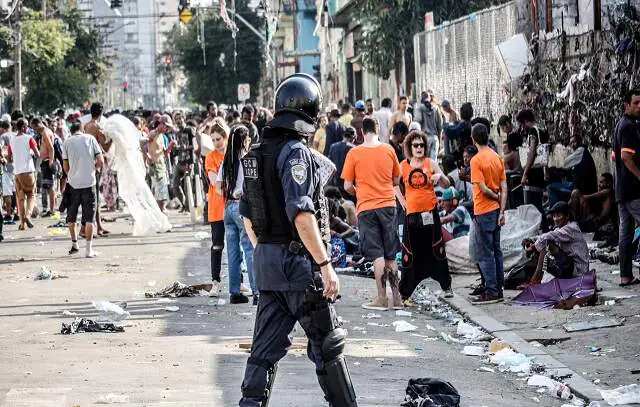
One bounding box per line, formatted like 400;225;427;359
396;131;454;302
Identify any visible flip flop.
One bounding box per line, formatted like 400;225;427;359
98;230;110;237
619;278;640;287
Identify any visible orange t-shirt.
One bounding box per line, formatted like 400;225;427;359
205;150;225;222
470;147;506;216
401;159;437;214
341;143;401;214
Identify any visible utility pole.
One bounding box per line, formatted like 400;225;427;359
13;0;23;111
42;0;46;19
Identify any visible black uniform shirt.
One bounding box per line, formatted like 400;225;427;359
240;139;319;291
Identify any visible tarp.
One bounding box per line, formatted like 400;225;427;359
447;204;542;274
512;270;597;309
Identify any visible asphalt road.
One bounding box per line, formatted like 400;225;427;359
0;212;568;406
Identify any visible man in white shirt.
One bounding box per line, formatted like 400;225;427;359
62;122;104;258
7;118;39;230
374;97;393;144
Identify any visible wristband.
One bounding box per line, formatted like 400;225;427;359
317;258;331;267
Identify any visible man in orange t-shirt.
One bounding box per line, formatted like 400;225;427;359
469;123;508;304
204;124;228;295
342;117;402;310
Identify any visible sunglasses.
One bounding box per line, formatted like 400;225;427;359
412;143;425;148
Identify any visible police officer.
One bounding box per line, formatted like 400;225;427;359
239;73;357;407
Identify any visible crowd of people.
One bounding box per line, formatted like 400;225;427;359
0;86;639;307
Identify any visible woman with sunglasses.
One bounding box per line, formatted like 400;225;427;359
216;125;258;304
396;131;454;302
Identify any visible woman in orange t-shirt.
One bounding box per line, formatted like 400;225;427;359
204;118;230;295
397;131;453;301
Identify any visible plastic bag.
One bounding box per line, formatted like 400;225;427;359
600;384;640;405
92;300;130;322
489;348;532;373
401;378;461;407
447;205;542;274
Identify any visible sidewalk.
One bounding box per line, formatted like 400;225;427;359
0;212;569;406
445;256;640;402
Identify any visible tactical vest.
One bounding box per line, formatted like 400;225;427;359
242;135;330;247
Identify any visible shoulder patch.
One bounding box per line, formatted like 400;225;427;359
290;159;308;185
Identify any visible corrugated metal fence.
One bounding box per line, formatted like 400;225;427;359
413;2;517;120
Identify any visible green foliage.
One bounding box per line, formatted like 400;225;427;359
163;1;265;104
22;15;74;66
23;64;90;112
353;0;509;80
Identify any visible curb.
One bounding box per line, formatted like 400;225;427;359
440;293;605;403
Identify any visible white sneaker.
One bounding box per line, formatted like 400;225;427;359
85;250;99;258
209;281;221;297
240;283;253;297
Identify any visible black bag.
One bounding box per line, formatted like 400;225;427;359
503;255;537;289
401;378;460;407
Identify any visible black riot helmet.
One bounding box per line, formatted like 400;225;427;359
273;73;323;124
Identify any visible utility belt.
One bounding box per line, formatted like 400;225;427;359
258;237;330;271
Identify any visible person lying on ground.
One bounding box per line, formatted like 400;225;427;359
569;172;617;245
521;201;589;285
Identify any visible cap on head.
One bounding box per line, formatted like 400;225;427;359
442;187;456;201
160;114;173;126
355;100;366;111
442;99;450;107
273;73;323;124
549;201;570;216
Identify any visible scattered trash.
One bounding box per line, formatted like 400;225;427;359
489;348;533;373
61;310;77;316
95;393;130;404
426;324;436;331
393;320;418;332
164;306;179;312
462;346;485;356
477;366;495;373
194;231;210;240
587;346;602;353
352;326;366;331
599;384;640;405
489;338;511;353
401;378;461;407
563;318;625;332
36;241;45;246
456;321;490;341
604;300;616;306
34;266;67;280
587;313;604;317
217;299;226;305
145;281;213;298
47;228;67;237
395;310;412;317
414;346;424;351
527;375;573;400
48;220;67;228
440;332;464;344
92;301;130;322
61;318;125;334
593;379;601;384
362;313;382;319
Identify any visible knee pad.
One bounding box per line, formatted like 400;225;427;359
321;328;347;361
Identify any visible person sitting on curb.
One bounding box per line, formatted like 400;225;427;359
440;187;471;239
521;201;589;285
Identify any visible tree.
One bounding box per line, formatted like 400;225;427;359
163;0;265;105
353;0;509;83
0;5;109;113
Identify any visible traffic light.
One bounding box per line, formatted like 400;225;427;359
111;0;122;8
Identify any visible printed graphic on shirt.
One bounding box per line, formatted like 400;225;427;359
408;168;429;189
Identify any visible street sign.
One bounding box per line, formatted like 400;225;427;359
237;83;250;102
179;8;193;24
0;59;14;69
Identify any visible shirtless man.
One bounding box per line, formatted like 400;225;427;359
388;95;412;135
570;173;616;239
83;102;111;236
31;118;56;217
